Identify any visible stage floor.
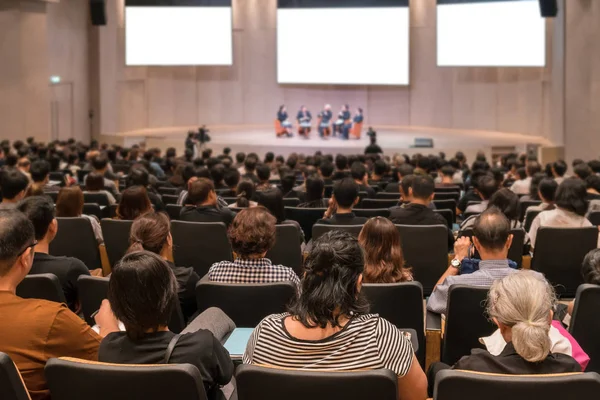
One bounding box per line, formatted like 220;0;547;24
116;124;554;160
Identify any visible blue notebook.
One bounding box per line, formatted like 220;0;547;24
224;328;254;359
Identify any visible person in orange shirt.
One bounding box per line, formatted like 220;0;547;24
0;210;118;400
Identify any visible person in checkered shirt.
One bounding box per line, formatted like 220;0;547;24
208;207;300;288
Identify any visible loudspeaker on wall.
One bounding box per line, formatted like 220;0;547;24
539;0;558;18
90;0;107;26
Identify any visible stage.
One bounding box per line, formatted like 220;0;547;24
104;124;556;162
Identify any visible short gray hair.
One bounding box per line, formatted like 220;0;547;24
487;271;556;362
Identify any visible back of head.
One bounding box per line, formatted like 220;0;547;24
0;210;35;277
441;165;455;178
397;163;414;180
473;207;511;253
477;174;499;200
280;173;296;193
528;172;546;199
85;172;105;191
127;212;170;255
228;207;276;258
319;162;334;178
538;178;558;203
264;152;274;163
516;167;527;180
582;248;600;285
552;160;567;177
30;160;50;183
235;180;255;208
117;186;152;220
350;162;366;181
127;167;150;187
588;160;600;174
16;195;55;241
410;174;435;200
305;176;324;203
488;188;520;221
108;251;178;340
373;160;386;177
487;270;554;363
244;156;257;172
574;163;592;180
291;230;368;328
256;188;285;222
224;168;241;189
56;186;84;217
91;156;108;171
526;161;542;177
555;178;588;216
236;152;245;164
335;154;348;171
585;174;600;193
333;178;359;209
358;217;408;283
187;178;215;206
0;169;29;200
210;163;225;184
256;164;271;182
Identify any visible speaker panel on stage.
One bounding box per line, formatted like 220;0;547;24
539;0;558;17
90;0;107;26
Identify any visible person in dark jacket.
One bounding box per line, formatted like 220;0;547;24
316;178;368;226
180;178;236;227
297;105;312;137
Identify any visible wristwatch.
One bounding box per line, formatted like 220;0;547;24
450;258;462;271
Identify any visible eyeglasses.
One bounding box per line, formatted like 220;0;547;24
18;240;38;257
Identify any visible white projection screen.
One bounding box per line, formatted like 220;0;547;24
125;0;233;66
437;0;545;67
277;0;410;85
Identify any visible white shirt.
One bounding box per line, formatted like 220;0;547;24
510;177;532;195
528;208;595;249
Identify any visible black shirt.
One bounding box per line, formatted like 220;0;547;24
454;342;581;375
99;330;234;399
389;203;454;250
358;183;376;198
298;199;329;208
364;144;383;155
316;212;368;226
458;190;481;213
179;205;236;227
332;170;350;181
30;252;90;312
384;182;400;193
166;260;200;322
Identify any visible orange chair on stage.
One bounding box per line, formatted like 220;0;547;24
317;116;331;138
274;119;287;137
351;122;363;139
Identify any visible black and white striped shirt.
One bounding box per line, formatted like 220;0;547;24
243;313;414;376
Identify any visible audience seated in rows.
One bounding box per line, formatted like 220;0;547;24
0;210;107;400
29;160;60;194
181;178;236;227
257;188;305;243
0;168;29;209
127;167;165;212
90;156;119;196
208;207;300;287
116;186;152;220
510;161;541;195
243;230;427;400
126;212;200;321
298;176;328;208
317;178;368;226
56;186;104;244
97;251;233;400
17;196;91;312
358;217;413;283
526;178;558;215
84;172;116;205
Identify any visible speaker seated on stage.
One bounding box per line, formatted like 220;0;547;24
296;106;312;136
317;104;333;138
276;105;293;137
351;108;364;139
334;105;351;138
316;178;368;226
179;178;236;227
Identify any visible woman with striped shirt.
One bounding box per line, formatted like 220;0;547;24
243;230;427;400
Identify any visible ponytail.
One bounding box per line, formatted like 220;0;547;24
237;191;250;208
511;320;552;362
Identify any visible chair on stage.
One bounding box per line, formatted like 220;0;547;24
274;119;287;137
351;122;363;139
298;122;311;137
317;116;331;138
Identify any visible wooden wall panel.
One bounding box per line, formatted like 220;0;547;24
118;80;146;132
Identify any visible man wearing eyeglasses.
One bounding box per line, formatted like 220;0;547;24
0;210;119;400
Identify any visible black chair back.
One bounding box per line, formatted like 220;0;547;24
162;194;179;205
362;282;425;365
157;187;178;195
236;364;398;400
171;221;232;277
265;225;303;277
0;352;30;400
433;199;456;211
360;199;398;209
375;192;401;200
441;285;495;365
50;217;102;270
459;228;525;267
221;197;237;205
433;192;459;202
285;207;326;242
433;209;454;229
570;284;600;373
519;200;541;221
100;219;133;267
434;186;461;193
16;273;66;304
83;193;110;207
312;224;363;242
45;358;207;400
523;209;541;231
434;369;600;400
531;227;598;297
324;185;334;198
353;208;391;218
165;204;182;220
588;211;600;226
82;204;104;220
395;225;448;296
282;198;301;207
108;204;118;218
195;281;296;327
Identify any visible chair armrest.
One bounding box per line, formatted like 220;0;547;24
425;311;443;370
426;310;442;332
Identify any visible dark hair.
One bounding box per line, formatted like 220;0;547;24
264;152;275;163
56;186;84;217
350;162;367;181
30;160;50;183
289;230;368;328
373;160;386;177
487;188;520;221
0;169;29;200
85;172;105;191
187;178;215;205
91;156;108;171
526;161;542;177
400;174;415;198
117;186;152;220
477;174;499;200
538;178;558;204
108;251;178;340
441;165;455;178
335;154;348;171
210;164;225;185
228;207;276;257
586;174;600;193
574;163;592;180
305;176;324;203
555;178;588;216
256;164;271;182
588;160;600;174
0;210;36;276
235;180;255;208
256;189;285;223
319;162;334;178
581;248;600;285
244;156;257;172
333;178;359;208
516;167;527;180
473;207;511;252
127;167;150;187
528;173;546;200
552;160;567;177
16;196;55;241
396;164;414;181
280;173;296;194
411;174;435;199
224;168;241;189
127;212;170;255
